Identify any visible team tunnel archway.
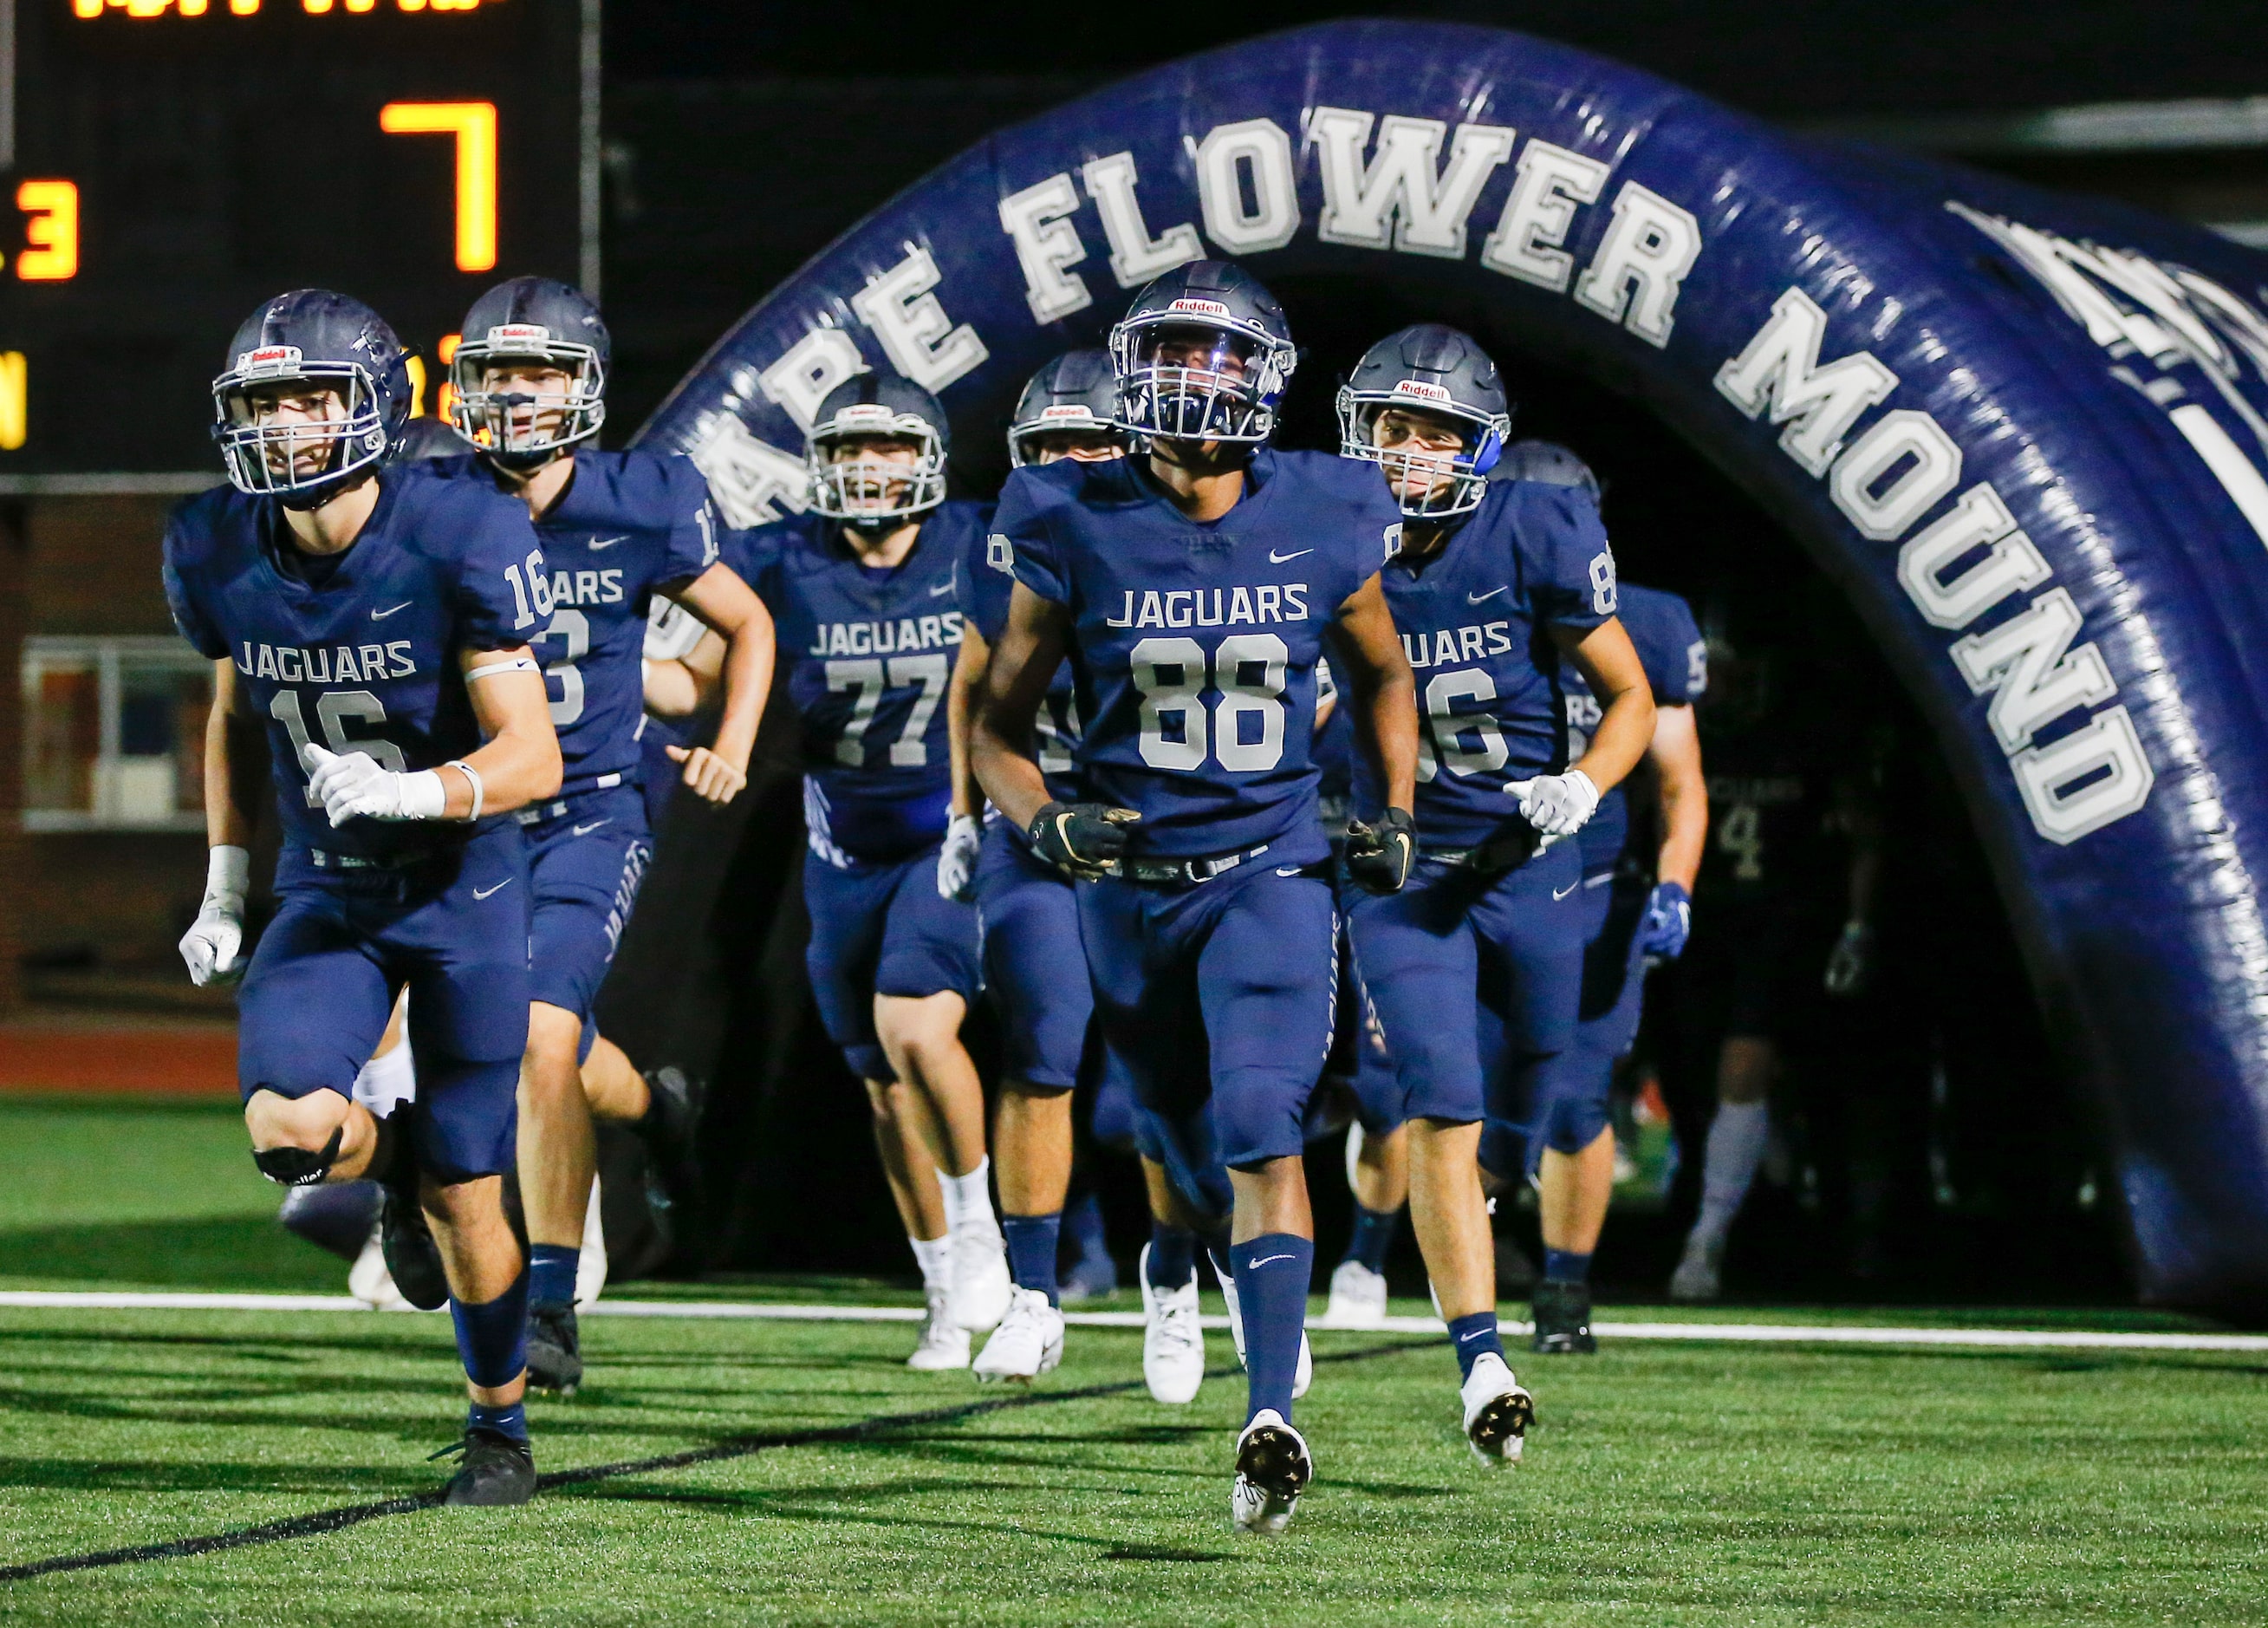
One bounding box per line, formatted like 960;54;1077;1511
610;20;2268;1314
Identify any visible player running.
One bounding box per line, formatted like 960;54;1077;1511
973;261;1419;1534
1493;442;1709;1352
168;290;562;1505
1334;327;1653;1456
438;276;773;1393
725;375;1006;1369
940;350;1129;1384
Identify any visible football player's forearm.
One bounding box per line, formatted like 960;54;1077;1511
946;633;989;818
1649;705;1706;892
640;658;703;720
708;623;771;772
972;709;1051;830
1572;686;1654;793
207;703;264;850
1352;667;1419;813
455;666;562;815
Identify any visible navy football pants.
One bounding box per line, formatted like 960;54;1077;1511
237;825;530;1182
974;819;1092;1091
803;844;982;1083
522;784;653;1066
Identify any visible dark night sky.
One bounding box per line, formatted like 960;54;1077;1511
604;2;2268;119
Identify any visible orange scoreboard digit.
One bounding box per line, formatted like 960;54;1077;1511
0;0;591;474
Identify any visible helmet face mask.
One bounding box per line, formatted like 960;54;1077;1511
1108;264;1296;446
450;327;606;469
210;292;409;508
805;385;949;524
1335;324;1511;520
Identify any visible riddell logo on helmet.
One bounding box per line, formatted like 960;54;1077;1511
1167;298;1232;316
237;345;303;374
1038;405;1095;421
835;404;896;427
488;323;552;344
1391;380;1452;401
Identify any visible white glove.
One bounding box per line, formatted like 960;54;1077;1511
1509;768;1600;837
180;845;250;987
302;745;448;828
938;812;984;902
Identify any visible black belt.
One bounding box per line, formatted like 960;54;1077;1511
1115;842;1273;887
307;845;446;872
1424;827;1549;876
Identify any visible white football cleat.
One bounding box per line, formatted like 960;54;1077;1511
1140;1243;1205;1404
1669;1233;1725;1303
347;1227;413;1312
1217;1266;1312;1399
907;1286;972;1371
951;1221;1013;1333
1322;1259;1388;1328
972;1287;1064;1384
1231;1409;1312;1534
1460;1351;1536;1467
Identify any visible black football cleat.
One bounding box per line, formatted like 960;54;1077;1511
438;1429;536;1508
380;1185;451;1312
525;1302;584;1396
1530;1280;1597;1355
635;1066;708;1220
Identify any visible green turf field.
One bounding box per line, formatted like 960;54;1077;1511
1;1097;2263;1625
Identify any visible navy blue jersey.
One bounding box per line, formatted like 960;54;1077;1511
1000;448;1398;860
1563;583;1706;876
955;521;1083;805
1313;657;1354;829
731;501;989;865
1354;479;1616;850
162;461;543;860
433;449;717;795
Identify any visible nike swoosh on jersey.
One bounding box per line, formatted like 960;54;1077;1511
1245;1253;1296;1269
928;580;956;596
370;602;413;620
1268;547;1315;563
1467;585;1509;603
472;879;513;900
1553;880;1580;900
588;534;629;550
1275;866;1303;876
573;819;612;837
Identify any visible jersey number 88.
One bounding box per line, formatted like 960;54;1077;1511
1129;634;1288;773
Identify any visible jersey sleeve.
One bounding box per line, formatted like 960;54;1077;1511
720;524;783;610
654;456;723;586
1524;484;1618;633
1647;591;1707;706
455;490;548;651
996;469;1069;606
159;519;226;659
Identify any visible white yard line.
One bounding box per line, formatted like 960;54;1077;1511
0;1289;2261;1351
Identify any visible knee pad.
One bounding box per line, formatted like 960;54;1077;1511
1477;1116;1527;1183
252;1126;344;1188
1545;1091;1613;1157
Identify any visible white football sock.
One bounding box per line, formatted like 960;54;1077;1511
911;1234;953;1294
349;1037;416;1119
944;1158;997;1236
1693;1101;1769;1247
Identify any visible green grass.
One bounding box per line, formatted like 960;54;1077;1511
0;1095;2263;1624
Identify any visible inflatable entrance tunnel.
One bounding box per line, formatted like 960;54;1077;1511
640;20;2268;1313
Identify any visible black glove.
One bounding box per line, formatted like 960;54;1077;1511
1344;806;1416;895
1028;800;1141;880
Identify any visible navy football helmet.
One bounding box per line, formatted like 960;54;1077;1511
211;290;411;508
1108;260;1296;444
449;277;610;469
1007;349;1131;468
1495;438;1602;505
807;374;949;522
1336;324;1511;519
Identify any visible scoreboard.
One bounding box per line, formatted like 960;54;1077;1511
0;0;591;477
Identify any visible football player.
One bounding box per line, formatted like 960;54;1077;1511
440;277;773;1392
1496;441;1709;1353
1335;327;1653;1462
168;290;562;1505
972;261;1419;1534
719;375;1005;1369
939;350;1129;1384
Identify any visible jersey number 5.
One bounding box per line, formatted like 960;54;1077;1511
1129;634;1287;773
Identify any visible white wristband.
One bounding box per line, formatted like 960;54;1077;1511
466;655;540;683
396;770;449;821
205;844;250;905
445;760;484;821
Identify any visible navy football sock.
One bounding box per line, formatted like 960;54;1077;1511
1447;1309;1506;1382
1344;1202;1400;1274
465;1399;529;1443
1230;1233;1314;1424
1002;1212;1063;1306
528;1243;579;1310
1062;1190;1109;1267
451;1268;530;1391
1543;1248;1592;1285
1145;1222;1196;1291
